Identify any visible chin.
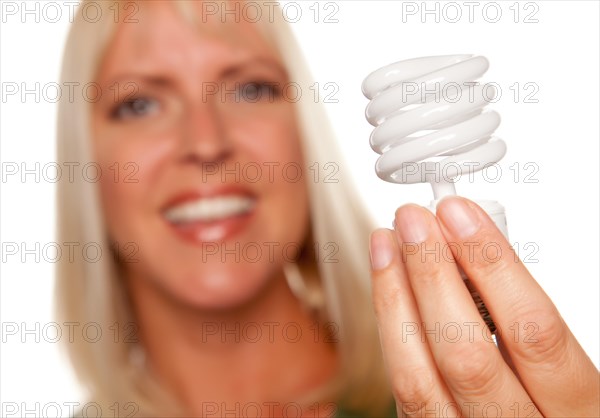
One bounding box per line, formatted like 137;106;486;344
158;262;278;311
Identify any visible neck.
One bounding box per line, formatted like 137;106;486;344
124;267;340;417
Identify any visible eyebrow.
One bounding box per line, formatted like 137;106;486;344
102;56;288;88
222;56;289;79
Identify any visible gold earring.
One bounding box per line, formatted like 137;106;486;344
283;262;325;315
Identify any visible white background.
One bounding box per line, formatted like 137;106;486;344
1;0;598;414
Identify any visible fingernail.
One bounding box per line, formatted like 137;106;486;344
438;197;480;238
370;229;394;270
395;204;429;244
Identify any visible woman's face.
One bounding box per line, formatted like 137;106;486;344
92;1;309;309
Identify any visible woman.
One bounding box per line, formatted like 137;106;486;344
55;1;599;417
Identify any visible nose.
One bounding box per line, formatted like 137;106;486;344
178;100;232;164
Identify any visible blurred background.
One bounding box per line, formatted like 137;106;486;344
1;0;598;413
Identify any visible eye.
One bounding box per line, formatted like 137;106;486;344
110;97;160;120
236;82;282;102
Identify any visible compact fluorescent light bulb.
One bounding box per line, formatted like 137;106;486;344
362;54;510;333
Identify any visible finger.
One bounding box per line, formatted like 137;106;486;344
436;196;600;417
496;334;519;377
369;228;459;418
394;205;541;417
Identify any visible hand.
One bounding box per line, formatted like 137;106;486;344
368;196;599;418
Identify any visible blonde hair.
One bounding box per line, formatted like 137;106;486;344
55;1;392;416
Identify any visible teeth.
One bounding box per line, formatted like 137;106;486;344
164;195;255;224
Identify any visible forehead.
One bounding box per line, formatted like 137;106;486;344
98;0;280;78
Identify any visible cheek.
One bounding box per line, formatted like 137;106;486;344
93;126;174;244
234;110;310;243
233;107;306;184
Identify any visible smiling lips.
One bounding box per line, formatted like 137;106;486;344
162;188;257;244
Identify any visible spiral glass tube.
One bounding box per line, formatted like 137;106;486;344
362;54;506;200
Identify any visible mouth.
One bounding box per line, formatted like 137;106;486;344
162;189;257;244
164;195;255;224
